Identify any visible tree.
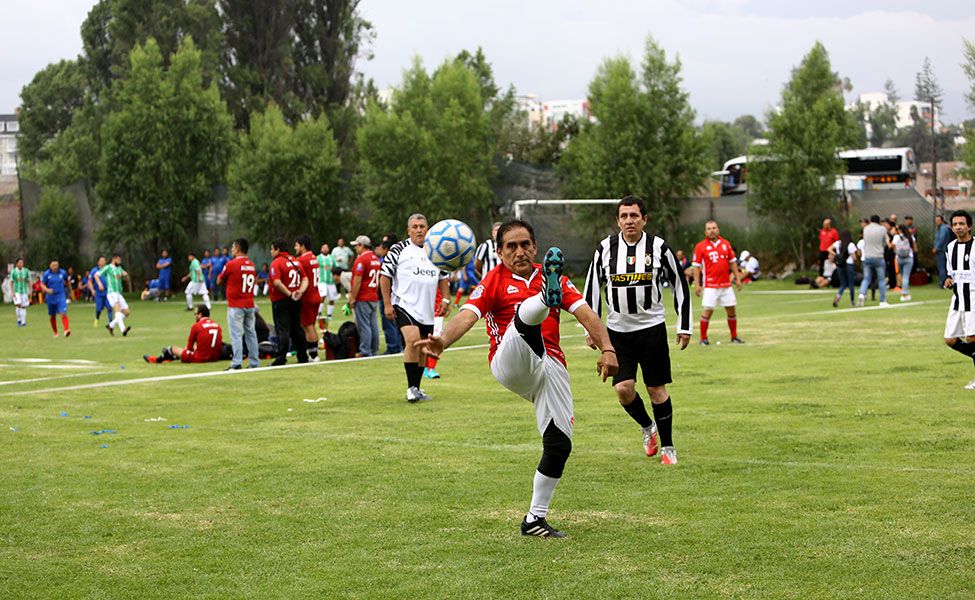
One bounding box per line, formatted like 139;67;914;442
914;56;944;111
28;188;82;268
747;42;858;269
560;36;708;230
357;56;495;234
959;39;975;183
733;114;765;140
17;60;87;168
228;103;343;244
95;37;233;263
702;121;749;171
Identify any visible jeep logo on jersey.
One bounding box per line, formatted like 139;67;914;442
412;267;439;278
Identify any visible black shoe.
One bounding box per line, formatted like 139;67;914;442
123;326;131;337
185;307;193;311
106;324;114;336
699;338;709;346
520;516;566;538
271;358;287;367
225;365;241;371
730;337;745;344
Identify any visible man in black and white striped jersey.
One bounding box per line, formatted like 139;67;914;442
583;196;691;465
943;210;975;389
473;222;502;279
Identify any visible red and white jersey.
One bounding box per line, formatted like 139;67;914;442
186;317;223;362
692;237;737;289
462;263;586;367
296;251;321;305
269;252;302;302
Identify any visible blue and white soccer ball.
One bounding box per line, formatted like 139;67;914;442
424;219;477;271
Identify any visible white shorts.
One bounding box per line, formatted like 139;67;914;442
186;281;208;296
107;292;129;310
13;293;28;307
318;283;339;301
944;309;975;339
490;324;574;439
702;287;736;308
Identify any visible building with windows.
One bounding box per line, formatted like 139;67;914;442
0;114;19;176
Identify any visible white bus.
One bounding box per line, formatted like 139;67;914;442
713;147;916;195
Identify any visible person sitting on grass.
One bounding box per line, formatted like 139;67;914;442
144;305;223;364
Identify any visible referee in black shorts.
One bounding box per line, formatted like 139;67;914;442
583;195;692;465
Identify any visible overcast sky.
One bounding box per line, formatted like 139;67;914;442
4;1;975;123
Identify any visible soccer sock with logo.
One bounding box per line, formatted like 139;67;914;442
728;317;738;339
652;398;674;447
61;315;70;331
49;316;58;334
700;316;710;339
622;392;653;428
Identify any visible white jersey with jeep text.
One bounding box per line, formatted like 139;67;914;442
380;240;449;325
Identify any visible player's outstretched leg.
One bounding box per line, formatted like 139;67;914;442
542;247;564;308
521;421;570;539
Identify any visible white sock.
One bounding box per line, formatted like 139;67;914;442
113;313;126;330
327;305;334;318
528;470;560;520
517;294;549;326
186;294;194;309
202;293;211;309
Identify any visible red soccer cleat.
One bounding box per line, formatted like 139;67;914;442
642;423;659;457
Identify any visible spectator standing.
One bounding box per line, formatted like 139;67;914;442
256;263;269;296
818;218;840;276
200;249;213;295
269;238;307;366
156;250;172;299
830;230;858;307
857;215;889;307
891;224;917;302
293;235;322;362
210;247;227;301
883;220;898;290
217;238;260;370
934;214;951;286
331;238;355;297
348;235;382;357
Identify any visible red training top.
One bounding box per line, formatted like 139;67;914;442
269;252;302;302
462;263;585;367
352;251;382;302
183;317;223;362
819;227;840;252
221;256;256;309
296;251;321;305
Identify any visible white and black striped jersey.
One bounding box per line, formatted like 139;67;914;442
583;232;692;334
379;240;449;325
474;239;500;278
947;238;975;311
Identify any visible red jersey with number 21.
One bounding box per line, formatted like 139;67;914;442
692;237;736;289
269;252;302;302
462;264;586;367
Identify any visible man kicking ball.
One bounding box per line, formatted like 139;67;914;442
416;219;618;538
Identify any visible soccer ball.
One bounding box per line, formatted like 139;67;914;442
424;219;477;271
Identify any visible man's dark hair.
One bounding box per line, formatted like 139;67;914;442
617;195;647;217
271;238;289;252
869;215;881;223
196;305;210;317
496;219;536;246
295;234;313;251
233;238;249;254
951;210;972;227
904;215;913;220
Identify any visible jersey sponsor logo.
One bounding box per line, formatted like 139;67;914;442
412;267;439;278
506;284;519;294
470;285;485;300
609;272;654;286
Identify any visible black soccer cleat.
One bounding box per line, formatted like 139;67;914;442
520;516;566;538
123;326;131;337
730;337;745;344
542;247;564;308
698;338;709;346
106;324;114;336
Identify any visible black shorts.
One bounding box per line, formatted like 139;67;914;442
609;323;672;388
394;306;433;338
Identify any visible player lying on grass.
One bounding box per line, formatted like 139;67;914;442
144;305;223;364
416;219;618;539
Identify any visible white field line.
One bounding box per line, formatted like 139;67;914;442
795;299;942;316
3;334;590;397
749;290;835;295
0;371;117;387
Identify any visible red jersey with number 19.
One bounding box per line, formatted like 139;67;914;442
692;237;737;289
296;251;321;305
269;252;302;302
222;256;256;308
462;264;586;367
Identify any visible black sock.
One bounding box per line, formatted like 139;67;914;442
622;393;653;428
307;340;318;359
405;362;422;388
950;341;975;359
652;398;674;447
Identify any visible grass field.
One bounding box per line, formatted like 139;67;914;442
1;280;974;599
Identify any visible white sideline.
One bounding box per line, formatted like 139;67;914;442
796;299;941;316
0;371;116;387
